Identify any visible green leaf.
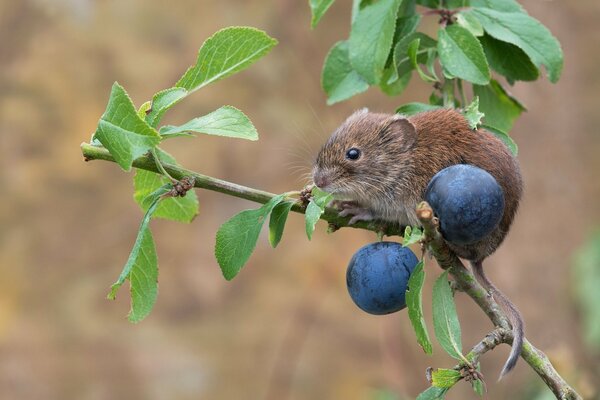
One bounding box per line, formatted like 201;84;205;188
416;386;448;400
456;12;483;36
438;25;490;85
145;87;188;128
392;32;437;81
469;8;563;83
403;225;424;246
349;0;401;84
133;149;199;223
431;368;462;388
396;103;442;116
108;185;169;322
269;200;295;248
305;187;333;240
138;101;152;119
322;41;369;105
215;195;285;280
463;96;485;129
481;124;518;156
176;27;277;92
432;271;466;361
470;0;523;13
416;0;439;7
479;33;539;83
471;364;485;396
572;230;600;352
93;82;161;171
159;105;258;141
407;260;432;354
380;66;411;96
310;0;335;28
473;79;525;133
392;15;422;50
408;39;438;83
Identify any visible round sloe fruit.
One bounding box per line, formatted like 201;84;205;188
425;164;505;245
346;242;419;315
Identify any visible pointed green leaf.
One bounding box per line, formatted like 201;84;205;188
322;41;369;105
431;368;462;388
269;200;295;248
392;32;437;82
474;79;525;133
380;66;411;96
310;0;335;28
479;34;539;82
215;195;285;280
392;15;422;51
403;226;424;246
438;25;490;85
396;102;442;116
108;185;169;322
471;364;485;396
134;149;199;223
463;97;485;129
159;105;258;140
94;82;161;171
407;260;432;354
481;124;518;156
349;0;401;84
145;87;188;128
432;271;466;361
408;39;438;82
456;12;483;36
416;386;448;400
305;187;333;240
176;27;277;92
138;101;152;119
468;8;563;82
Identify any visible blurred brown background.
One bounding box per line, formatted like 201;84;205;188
1;0;599;399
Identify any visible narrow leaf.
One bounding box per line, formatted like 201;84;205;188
305;187;333;240
145;87;188;127
215;195;285;280
469;8;563;82
269;200;295;248
159;105;258;140
432;271;466;361
431;368;462;388
94;82;161;171
463;97;485;129
310;0;335;29
407;260;432;354
396;103;442;116
322;41;369;105
438;25;490;85
408;39;437;82
481;124;518;156
176;27;277;92
393;32;437;81
349;0;401;84
416;386;448;400
108;185;169;322
473;79;525;133
133;148;199;223
472;364;485;396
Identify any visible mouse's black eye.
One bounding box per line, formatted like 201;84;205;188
346;148;361;160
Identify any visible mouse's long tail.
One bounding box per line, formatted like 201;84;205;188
471;260;524;380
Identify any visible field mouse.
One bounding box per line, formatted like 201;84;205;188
312;108;524;378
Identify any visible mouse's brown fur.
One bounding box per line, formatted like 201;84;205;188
313;108;523;378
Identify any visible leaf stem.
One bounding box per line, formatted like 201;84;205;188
457;79;466;108
151;148;177;183
442;78;456;108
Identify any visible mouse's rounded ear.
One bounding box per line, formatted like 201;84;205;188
384;114;417;151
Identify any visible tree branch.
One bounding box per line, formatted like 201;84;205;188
416;202;581;400
80;143;402;236
81;143;581;399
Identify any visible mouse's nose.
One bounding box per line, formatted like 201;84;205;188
313;170;330;189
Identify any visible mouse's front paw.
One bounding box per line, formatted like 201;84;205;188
336;202;374;225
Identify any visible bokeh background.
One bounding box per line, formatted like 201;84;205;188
1;0;599;399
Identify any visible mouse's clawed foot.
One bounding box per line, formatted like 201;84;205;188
334;201;374;225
